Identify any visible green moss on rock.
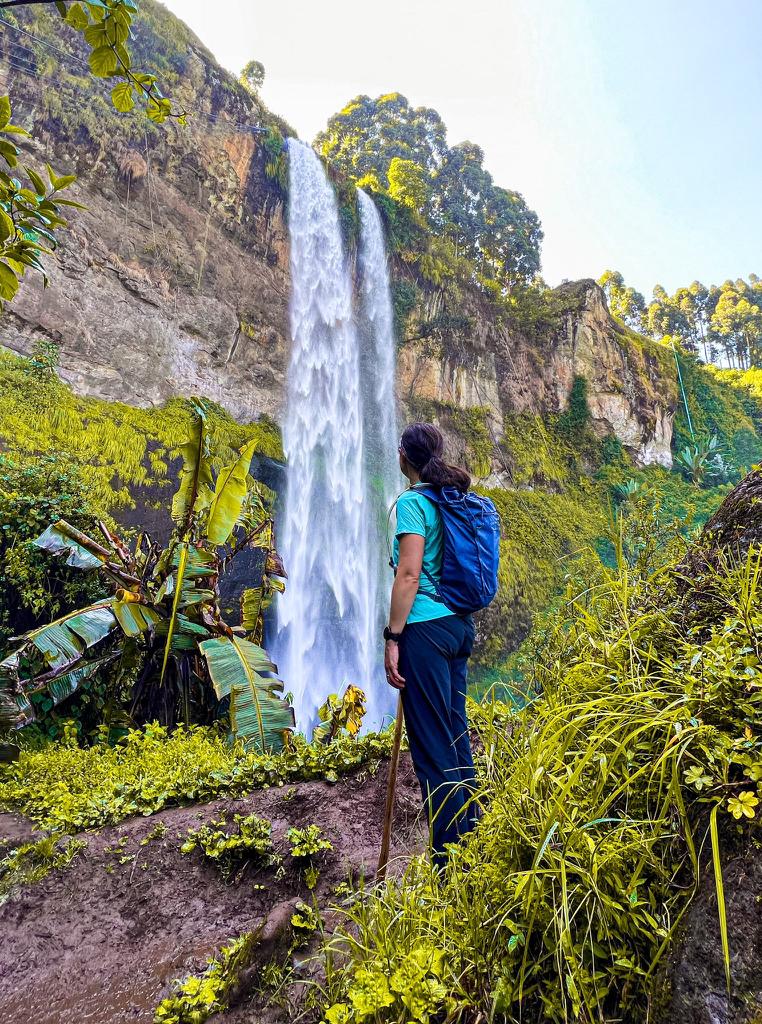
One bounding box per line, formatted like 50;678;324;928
0;347;282;521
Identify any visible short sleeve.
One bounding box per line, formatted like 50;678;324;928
395;493;427;539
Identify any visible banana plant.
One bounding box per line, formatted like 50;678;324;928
0;404;293;752
312;685;367;744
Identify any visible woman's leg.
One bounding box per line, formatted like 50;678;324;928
450;616;478;834
398;616;470;863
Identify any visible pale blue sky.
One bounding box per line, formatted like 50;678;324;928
164;0;760;297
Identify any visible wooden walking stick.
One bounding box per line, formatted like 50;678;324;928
376;694;404;881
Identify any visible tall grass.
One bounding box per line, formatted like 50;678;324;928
318;507;762;1023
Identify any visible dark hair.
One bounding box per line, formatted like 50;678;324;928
399;422;471;492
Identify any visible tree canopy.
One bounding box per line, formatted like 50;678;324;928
316;93;542;289
599;271;762;369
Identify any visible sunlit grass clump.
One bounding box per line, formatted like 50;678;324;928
320;512;762;1023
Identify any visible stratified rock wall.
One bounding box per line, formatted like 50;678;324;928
398;280;678;468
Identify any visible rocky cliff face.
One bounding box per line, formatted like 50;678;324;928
1;2;677;467
2;2;291;422
398;279;678;469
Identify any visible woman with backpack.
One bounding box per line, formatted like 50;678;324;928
384;422;500;866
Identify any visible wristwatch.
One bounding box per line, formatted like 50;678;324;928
383;626;403;642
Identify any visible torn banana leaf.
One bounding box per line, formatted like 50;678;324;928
171;409;215;526
9;601;117;673
199;636;294;753
33;520;105;570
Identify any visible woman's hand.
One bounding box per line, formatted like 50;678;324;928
384;640;405;689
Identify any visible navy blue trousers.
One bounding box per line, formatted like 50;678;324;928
398;614;477;865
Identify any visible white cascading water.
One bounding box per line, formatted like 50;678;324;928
356;188;402;725
275;142;398;733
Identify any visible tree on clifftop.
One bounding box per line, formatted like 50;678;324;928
316;92;542;289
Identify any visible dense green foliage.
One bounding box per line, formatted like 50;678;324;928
0;402;292;752
316;93;542;293
0;833;85;903
319;504;762;1023
0;346;282;519
671;352;762;470
0;345;280;656
600;271;762;369
0;724;393;833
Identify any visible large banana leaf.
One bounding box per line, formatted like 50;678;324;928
8;601;118;673
171;409;215;527
33;520;106;570
113;596;162;637
205;438;260;545
199;636;294;752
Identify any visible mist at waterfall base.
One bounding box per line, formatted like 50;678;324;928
273;140;401;736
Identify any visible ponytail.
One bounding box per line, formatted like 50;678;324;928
400;423;471;492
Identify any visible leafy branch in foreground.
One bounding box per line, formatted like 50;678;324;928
0;403;294;752
3;0;184;122
1;1;184;303
0;95;81;304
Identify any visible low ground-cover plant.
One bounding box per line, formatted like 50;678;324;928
154;932;258;1024
181;813;276;880
0;834;85;903
319;512;762;1022
0;724;394;834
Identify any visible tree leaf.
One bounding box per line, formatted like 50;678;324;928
25;166;46;197
111;81;135;113
0;261;20;302
200;636;294;753
65;2;90;30
0;96;10;131
88;45;118;78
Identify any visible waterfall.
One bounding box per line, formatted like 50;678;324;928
275;142;398;734
356;189;403;709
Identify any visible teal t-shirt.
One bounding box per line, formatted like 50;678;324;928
392;486;452;625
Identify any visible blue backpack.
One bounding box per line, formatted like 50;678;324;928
394;486;501;616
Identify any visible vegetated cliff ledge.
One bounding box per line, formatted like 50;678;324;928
0;2;680;466
398;277;678;470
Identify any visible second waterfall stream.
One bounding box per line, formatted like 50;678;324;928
274;140;400;733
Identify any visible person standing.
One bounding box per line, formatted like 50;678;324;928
384;422;481;866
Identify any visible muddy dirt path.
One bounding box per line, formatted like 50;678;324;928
0;757;422;1024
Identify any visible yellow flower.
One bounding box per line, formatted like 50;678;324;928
728;790;759;819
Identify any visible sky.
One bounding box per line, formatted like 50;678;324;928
163;0;761;298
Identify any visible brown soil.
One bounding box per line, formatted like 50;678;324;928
0;755;423;1024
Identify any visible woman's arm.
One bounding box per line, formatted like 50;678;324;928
385;532;424;689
